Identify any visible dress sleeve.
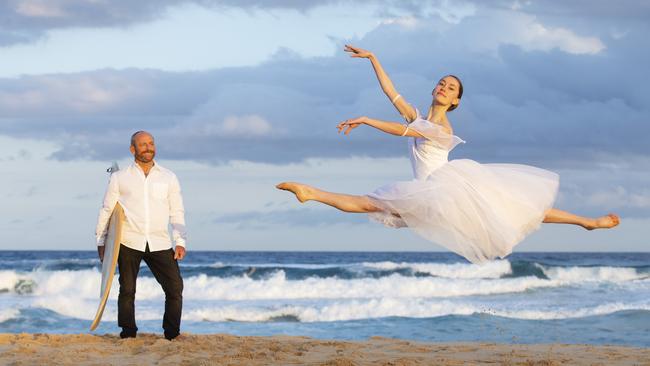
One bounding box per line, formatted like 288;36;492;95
408;109;465;150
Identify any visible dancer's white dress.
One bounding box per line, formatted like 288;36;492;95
367;111;559;263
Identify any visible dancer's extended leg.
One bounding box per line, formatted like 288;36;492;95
543;208;619;230
276;182;380;213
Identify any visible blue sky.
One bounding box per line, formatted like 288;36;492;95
0;0;648;251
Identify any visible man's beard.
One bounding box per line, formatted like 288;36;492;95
136;151;155;163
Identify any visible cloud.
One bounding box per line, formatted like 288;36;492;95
550;162;650;218
0;0;438;47
0;3;647;170
0;70;157;116
14;1;68;18
510;0;650;20
0;148;31;162
178;93;277;137
453;8;607;56
213;208;369;229
380;16;420;29
515;21;605;55
585;187;650;209
220;115;272;136
0;0;166;46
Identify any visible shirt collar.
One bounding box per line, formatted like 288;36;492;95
131;160;160;174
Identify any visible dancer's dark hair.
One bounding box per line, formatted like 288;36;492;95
446;75;463;112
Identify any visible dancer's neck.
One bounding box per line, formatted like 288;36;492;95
427;105;449;124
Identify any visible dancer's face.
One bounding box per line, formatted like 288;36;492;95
432;76;461;110
130;132;156;164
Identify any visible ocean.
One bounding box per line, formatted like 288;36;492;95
0;251;648;346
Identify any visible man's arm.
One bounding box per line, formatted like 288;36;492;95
95;174;120;261
169;174;187;260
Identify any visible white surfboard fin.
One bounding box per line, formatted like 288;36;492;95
106;161;120;174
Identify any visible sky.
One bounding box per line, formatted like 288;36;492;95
0;0;648;252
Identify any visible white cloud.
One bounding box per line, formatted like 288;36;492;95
0;72;152;115
378;1;475;29
381;16;419;29
510;0;529;11
175;88;280;138
517;21;606;55
461;9;606;56
14;1;67;18
586;186;650;209
427;0;476;24
220;115;272;136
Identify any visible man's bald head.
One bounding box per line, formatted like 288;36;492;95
130;130;156;164
131;130;153;147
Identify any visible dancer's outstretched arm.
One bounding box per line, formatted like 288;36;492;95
337;116;435;138
345;45;417;122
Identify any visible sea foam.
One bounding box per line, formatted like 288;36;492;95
0;264;646;301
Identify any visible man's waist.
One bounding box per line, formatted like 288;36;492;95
120;239;173;252
122;229;172;240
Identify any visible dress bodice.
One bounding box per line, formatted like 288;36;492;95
407;112;464;180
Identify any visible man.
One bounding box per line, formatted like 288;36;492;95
95;131;186;340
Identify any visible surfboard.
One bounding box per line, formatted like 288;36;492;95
90;202;124;331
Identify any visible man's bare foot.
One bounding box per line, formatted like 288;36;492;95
276;182;314;203
585;213;620;230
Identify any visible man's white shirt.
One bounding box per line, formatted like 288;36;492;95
96;162;186;252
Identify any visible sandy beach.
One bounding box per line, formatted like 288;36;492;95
0;333;648;366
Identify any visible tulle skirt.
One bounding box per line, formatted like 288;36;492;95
367;159;559;263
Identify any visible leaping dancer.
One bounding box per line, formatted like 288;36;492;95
277;45;619;263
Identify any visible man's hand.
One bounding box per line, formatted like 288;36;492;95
174;246;186;261
97;246;105;262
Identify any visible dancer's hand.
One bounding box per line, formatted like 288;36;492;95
344;44;374;59
337;117;366;135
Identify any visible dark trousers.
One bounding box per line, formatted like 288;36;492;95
117;244;183;340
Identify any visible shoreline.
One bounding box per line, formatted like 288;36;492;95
1;333;648;365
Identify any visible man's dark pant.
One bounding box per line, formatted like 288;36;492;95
117;244;183;340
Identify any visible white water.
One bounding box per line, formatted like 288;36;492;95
0;262;648;323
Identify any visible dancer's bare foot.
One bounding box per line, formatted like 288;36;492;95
276;182;314;203
585;213;620;230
